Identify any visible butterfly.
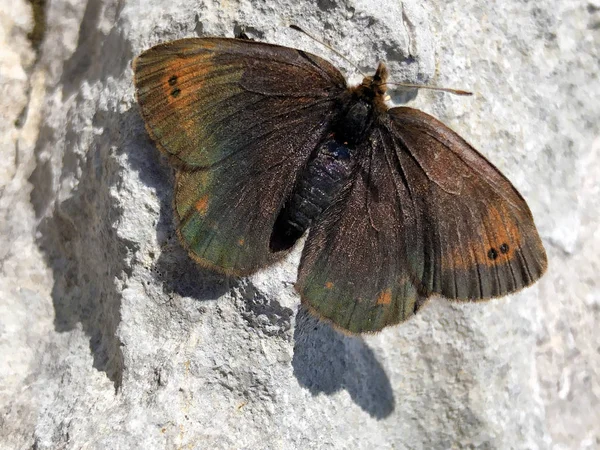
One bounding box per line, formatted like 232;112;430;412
133;37;547;333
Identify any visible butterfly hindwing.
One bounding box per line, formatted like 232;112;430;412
133;38;347;274
296;137;424;333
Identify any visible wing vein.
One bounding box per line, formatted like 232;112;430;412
396;120;524;210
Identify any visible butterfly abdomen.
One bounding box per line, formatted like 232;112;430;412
269;138;356;252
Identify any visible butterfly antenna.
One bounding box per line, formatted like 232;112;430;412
383;82;473;96
289;25;367;77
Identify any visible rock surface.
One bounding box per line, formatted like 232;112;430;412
1;0;599;448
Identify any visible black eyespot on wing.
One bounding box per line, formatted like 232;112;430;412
488;248;498;260
500;243;509;254
168;75;178;86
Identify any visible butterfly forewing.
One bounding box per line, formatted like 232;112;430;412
382;107;547;300
133;38;347;274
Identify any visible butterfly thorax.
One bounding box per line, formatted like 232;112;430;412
333;62;389;143
268;64;390;253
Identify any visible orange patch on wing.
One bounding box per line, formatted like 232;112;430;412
325;281;334;289
478;204;522;266
175;170;211;218
442;204;524;270
376;289;392;305
148;56;215;147
194;195;210;216
238;238;245;246
160;56;213;105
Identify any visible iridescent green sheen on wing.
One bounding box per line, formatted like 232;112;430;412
171;99;341;274
299;269;421;333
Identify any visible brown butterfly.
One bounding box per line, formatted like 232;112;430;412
133;36;547;333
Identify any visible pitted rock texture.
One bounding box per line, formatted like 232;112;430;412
0;0;598;449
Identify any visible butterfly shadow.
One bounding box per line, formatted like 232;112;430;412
292;307;395;419
125;108;234;301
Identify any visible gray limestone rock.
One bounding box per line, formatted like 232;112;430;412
1;0;599;449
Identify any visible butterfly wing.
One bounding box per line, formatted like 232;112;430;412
383;107;547;300
133;38;346;274
296;136;425;333
297;107;547;333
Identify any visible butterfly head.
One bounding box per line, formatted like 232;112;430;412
360;62;389;96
